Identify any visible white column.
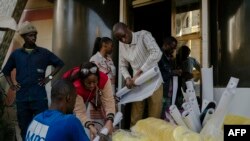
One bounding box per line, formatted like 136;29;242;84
201;0;209;68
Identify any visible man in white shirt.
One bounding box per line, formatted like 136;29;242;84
113;22;163;126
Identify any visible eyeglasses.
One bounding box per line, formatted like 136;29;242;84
81;66;97;75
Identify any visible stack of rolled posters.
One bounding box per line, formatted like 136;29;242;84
200;77;239;136
169;77;240;135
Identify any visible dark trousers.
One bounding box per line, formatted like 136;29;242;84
16;100;48;140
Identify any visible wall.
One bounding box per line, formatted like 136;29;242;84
33;20;53;105
214;88;250;117
53;0;119;81
209;0;250;118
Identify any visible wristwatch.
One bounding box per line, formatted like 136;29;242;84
48;75;53;80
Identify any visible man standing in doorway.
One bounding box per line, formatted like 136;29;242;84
158;36;182;118
113;22;163;126
2;21;64;140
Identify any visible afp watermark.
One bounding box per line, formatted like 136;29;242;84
224;125;250;140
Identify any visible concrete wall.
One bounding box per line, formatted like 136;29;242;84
214;88;250;118
33;20;53;105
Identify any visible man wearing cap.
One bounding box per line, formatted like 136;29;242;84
2;21;64;140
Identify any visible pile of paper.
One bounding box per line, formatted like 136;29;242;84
116;66;161;104
168;76;239;140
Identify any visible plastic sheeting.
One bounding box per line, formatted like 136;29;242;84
131;118;176;141
112;115;250;141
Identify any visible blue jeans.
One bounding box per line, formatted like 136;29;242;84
16;100;48;140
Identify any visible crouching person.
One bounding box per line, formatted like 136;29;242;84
25;79;89;141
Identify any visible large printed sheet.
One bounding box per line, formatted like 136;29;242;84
118;73;161;105
116;66;159;97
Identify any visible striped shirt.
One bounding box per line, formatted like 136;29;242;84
119;30;163;79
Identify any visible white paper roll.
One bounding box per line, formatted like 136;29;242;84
212;77;239;128
165;111;176;125
134;66;159;85
113;112;123;126
186;80;194;90
212;90;234;127
189;97;201;117
116;87;130;97
201;67;214;102
116;66;159;97
181;87;189;102
201;99;209;112
202;108;214;126
169;105;187;127
201;77;239;136
182;102;191;111
118;74;160;104
182;110;202;132
186;88;196;100
93;112;123;141
172;76;178;105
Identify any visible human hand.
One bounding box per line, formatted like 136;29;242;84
104;120;113;134
134;69;143;79
132;69;143;83
10;83;21;91
89;125;98;140
4;88;16;106
125;77;135;89
173;69;182;76
38;77;50;86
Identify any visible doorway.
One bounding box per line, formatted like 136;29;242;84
132;0;172;46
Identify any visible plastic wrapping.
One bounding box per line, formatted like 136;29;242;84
112;129;151;141
131;117;176;141
112;115;250;141
224;114;250;125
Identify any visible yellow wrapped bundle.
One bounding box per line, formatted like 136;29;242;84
173;126;202;141
112;114;250;141
224;114;250;125
112;129;151;141
131;117;176;141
